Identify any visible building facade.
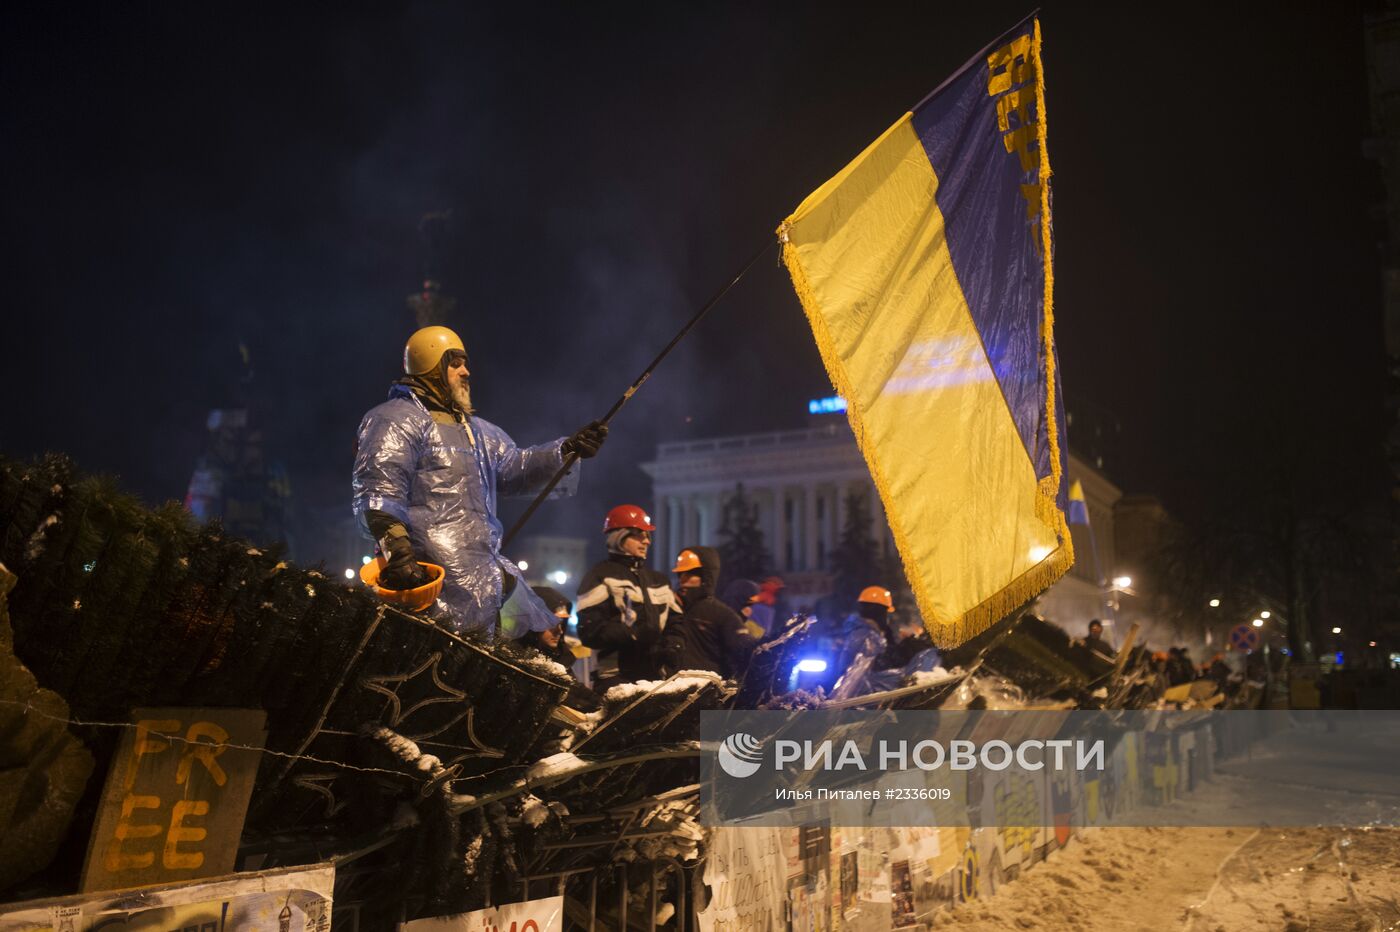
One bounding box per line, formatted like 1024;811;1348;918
641;419;898;604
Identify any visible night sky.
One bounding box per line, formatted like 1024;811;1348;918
0;3;1387;563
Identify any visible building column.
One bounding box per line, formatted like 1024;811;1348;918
772;486;787;573
686;496;701;548
835;485;848;543
804;483;820;571
699;493;716;547
657;496;675;570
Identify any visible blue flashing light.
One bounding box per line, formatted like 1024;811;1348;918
807;396;848;415
796;658;828;673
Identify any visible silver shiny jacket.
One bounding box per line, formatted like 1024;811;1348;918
352;384;576;636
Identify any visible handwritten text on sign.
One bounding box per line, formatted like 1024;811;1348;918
81;707;266;893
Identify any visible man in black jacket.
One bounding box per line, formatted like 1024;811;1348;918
575;504;679;688
659;546;759;679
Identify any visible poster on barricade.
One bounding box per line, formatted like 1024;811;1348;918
0;862;333;931
401;895;563;931
697;826;787;931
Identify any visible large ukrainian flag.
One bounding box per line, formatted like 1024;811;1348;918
779;15;1072;647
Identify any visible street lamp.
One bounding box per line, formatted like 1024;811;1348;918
1251;618;1263;627
1260;611;1270;619
1112;575;1132;588
1331;627;1342;635
518;559;530;571
1208;599;1220;608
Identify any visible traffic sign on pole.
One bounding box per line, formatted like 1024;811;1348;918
1229;624;1261;652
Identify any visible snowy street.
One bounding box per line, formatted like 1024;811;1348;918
943;721;1400;930
944;825;1400;931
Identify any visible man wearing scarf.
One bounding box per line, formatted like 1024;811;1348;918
352;325;607;637
575;504;678;687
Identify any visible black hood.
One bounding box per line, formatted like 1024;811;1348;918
689;545;721;589
678;545;721;604
530;586;572;617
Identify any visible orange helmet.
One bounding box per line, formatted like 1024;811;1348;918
359;557;446;613
857;586;895;612
672;549;702;573
604;504;655;533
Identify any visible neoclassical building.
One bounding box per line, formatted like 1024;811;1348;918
641;420;899;605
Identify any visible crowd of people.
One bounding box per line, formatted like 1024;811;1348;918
354;325;1295;706
349;325;932;696
1077;618;1254;700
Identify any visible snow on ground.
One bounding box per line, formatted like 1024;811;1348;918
941;729;1400;931
943;825;1400;931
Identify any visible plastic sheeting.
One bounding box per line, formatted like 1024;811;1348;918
353;384;575;636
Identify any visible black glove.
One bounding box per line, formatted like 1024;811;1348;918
561;420;608;459
378;524;429;590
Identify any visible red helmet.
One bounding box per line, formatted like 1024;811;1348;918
603;504;655;533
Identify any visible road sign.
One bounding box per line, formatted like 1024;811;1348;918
1229;624;1261;652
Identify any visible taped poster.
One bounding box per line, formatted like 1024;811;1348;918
0;862;332;931
697;827;787;931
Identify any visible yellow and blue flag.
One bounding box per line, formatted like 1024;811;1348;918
778;15;1072;646
1067;480;1090;526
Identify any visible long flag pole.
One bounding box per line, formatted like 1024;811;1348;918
500;241;773;550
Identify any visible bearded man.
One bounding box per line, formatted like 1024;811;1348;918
352;325;607;636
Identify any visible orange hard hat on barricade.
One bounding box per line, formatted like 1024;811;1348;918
857;586;895;612
603;504;656;532
359;557;446;612
672;549;702;573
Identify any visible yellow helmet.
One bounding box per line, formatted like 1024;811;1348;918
403;326;466;375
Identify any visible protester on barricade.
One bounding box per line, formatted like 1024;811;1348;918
831;586;918;693
352;325;606;637
658;547;758;678
575;505;678;689
1084;618;1111;657
750;576;788;637
721;578;767;638
523;585;580;681
1204;653;1231;690
1166;647;1196;685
